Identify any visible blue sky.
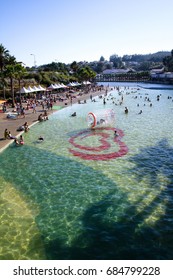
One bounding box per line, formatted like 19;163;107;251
1;0;173;67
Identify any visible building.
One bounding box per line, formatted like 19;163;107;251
150;68;173;81
102;68;135;75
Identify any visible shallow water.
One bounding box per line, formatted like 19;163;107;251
0;82;173;259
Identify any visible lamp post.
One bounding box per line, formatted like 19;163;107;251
30;53;36;68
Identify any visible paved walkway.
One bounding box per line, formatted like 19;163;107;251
0;88;107;153
0;105;50;152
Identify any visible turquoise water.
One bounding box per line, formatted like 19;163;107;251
0;82;173;260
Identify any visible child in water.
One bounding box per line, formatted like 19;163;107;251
114;130;119;137
19;135;24;145
38;136;44;141
14;138;19;146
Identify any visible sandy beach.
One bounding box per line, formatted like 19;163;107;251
0;87;107;152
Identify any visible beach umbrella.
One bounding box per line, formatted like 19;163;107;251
0;100;6;105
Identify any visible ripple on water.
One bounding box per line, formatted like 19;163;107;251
0;85;173;259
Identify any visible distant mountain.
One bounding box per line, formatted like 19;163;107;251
149;51;171;57
122;51;171;63
145;51;171;62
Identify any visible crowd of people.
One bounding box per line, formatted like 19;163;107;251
0;85;108;148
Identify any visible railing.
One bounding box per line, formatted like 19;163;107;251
95;74;150;82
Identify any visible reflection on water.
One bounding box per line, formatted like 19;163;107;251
0;83;173;259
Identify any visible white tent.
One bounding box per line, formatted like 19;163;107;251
48;84;57;89
73;82;81;86
33;86;40;91
60;83;67;88
67;82;74;87
27;86;35;92
54;84;63;89
16;87;30;94
83;81;91;85
38;85;46;91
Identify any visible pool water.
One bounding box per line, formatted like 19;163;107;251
0;82;173;260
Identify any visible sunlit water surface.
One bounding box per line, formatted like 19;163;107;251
0;82;173;260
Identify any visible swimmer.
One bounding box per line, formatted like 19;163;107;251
100;119;105;124
71;112;76;117
125;107;128;114
38;136;44;141
19;135;24;145
114;130;119;137
14;138;19;146
38;113;43;122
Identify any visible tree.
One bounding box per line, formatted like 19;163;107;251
4;56;20;106
95;62;105;74
0;44;10;99
15;64;27;102
163;50;173;72
4;65;16;106
70;61;79;73
99;56;105;62
0;72;8;99
77;66;96;82
109;54;123;68
0;44;9;72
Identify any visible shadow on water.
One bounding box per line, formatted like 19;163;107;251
0;138;173;259
46;138;173;260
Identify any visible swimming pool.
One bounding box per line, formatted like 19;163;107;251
0;82;173;260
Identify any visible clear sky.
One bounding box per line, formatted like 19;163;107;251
1;0;173;67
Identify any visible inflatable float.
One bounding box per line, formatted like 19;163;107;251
87;108;115;129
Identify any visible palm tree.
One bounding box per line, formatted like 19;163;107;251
5;60;27;106
0;44;10;72
15;64;27;102
4;65;16;106
3;55;19;106
6;55;16;66
0;44;10;99
0;72;8;99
